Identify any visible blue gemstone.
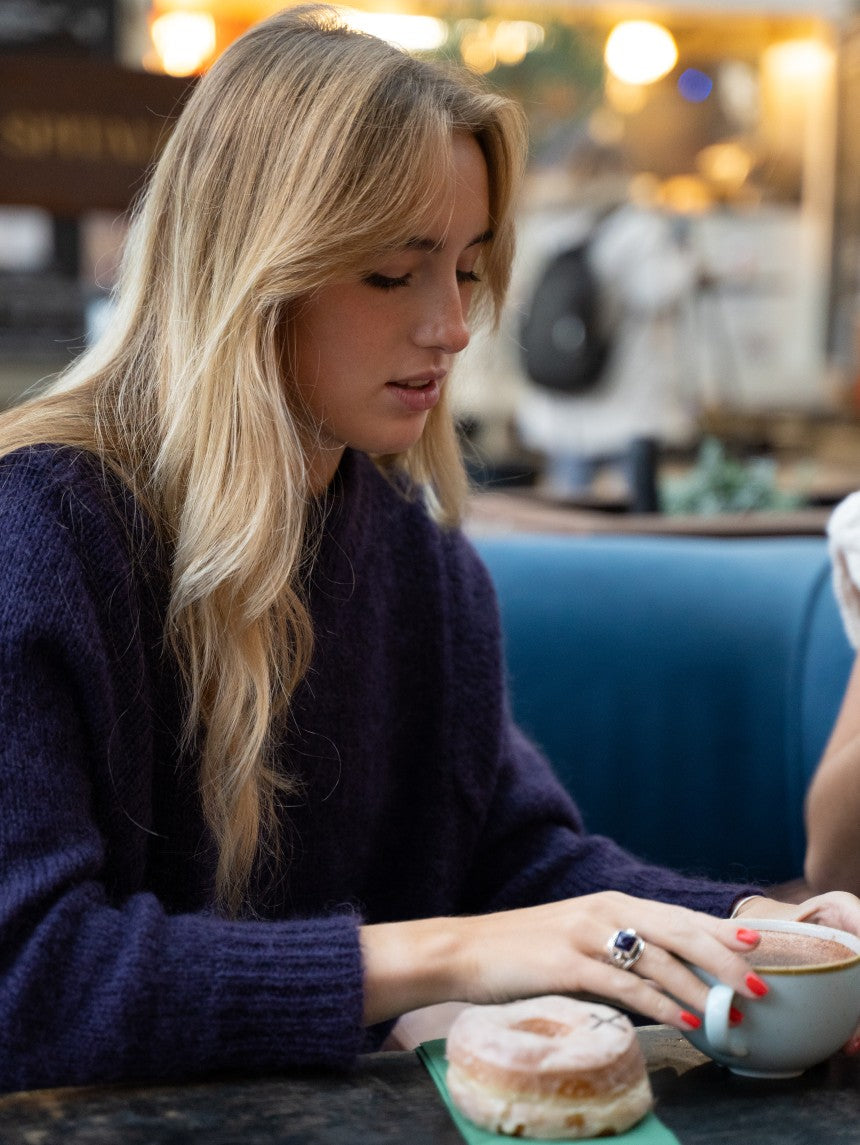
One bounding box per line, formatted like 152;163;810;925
616;930;637;952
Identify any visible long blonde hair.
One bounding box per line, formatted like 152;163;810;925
0;5;527;914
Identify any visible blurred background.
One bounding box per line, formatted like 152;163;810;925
4;0;860;525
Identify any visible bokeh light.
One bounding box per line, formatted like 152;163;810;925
678;68;713;104
604;21;678;87
150;11;216;76
336;9;447;53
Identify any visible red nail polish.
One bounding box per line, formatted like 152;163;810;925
736;928;760;945
746;972;769;997
729;1006;744;1025
680;1011;702;1030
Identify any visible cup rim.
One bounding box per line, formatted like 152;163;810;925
739;917;860;975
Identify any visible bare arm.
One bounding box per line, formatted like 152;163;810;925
361;892;779;1033
804;654;860;896
361;889;860;1052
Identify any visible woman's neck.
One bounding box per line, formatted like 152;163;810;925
306;443;347;495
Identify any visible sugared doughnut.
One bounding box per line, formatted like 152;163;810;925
445;996;652;1139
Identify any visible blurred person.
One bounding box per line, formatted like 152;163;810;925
0;5;857;1094
457;136;699;499
516;201;698;495
804;493;860;896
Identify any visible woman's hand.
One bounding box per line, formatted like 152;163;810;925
733;888;860;933
733;889;860;1054
360;891;770;1034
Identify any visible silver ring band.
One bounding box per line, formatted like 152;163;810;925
606;928;646;971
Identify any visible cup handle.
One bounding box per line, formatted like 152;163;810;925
704;984;748;1058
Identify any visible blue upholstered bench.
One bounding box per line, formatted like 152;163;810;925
475;534;854;887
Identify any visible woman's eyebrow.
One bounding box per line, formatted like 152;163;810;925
405;229;494;253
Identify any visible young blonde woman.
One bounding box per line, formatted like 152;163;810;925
0;5;857;1092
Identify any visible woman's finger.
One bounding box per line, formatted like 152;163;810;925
647;920;768;1004
586;898;768;1006
573;954;704;1033
629;942;727;1016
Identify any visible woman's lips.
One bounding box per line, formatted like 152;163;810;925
386;372;444;412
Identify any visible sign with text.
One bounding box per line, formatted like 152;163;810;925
0;55;195;213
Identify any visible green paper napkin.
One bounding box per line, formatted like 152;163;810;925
417;1039;679;1145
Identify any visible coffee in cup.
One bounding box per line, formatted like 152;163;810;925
680;918;860;1078
747;929;855;970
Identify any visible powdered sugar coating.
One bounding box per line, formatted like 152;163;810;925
445;996;652;1138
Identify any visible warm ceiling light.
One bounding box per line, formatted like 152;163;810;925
762;38;831;84
604;20;678;86
151;11;217;76
336;8;447;52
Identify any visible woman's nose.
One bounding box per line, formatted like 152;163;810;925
415;284;471;354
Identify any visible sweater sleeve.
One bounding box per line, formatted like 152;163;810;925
0;450;365;1092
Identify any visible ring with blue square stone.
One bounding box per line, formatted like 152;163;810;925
606;927;646;970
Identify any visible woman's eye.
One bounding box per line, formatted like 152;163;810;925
457;269;481;285
363;272;411;291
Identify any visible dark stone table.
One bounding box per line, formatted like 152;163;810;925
0;1027;856;1144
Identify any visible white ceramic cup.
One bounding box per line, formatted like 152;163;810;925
680;918;860;1078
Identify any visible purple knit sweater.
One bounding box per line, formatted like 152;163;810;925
0;443;756;1092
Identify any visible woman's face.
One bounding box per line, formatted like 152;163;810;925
289;132;491;490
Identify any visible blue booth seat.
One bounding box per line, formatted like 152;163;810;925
474;534;854;888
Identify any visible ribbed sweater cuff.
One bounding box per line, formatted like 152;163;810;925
157;909;366;1074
